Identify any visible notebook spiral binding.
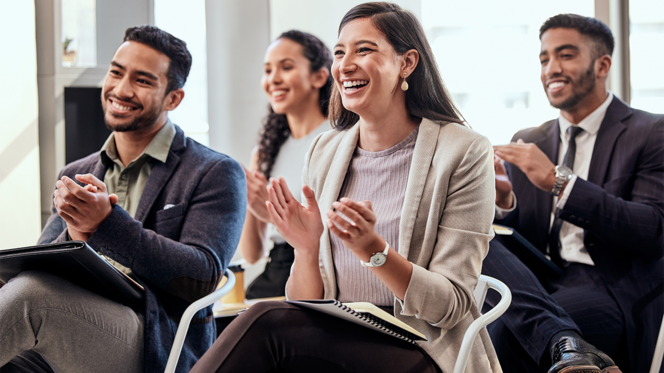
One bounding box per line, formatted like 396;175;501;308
332;300;419;345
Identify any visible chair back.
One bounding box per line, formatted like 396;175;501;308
452;275;512;373
164;268;236;373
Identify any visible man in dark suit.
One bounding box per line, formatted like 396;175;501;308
0;26;246;373
485;14;663;373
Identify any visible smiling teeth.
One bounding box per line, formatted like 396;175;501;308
548;82;565;90
343;80;368;88
272;90;286;97
111;101;134;111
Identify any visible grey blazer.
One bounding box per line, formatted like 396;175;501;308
303;118;501;372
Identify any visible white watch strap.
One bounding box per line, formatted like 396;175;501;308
360;241;390;267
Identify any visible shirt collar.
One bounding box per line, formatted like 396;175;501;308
99;119;176;167
559;92;613;138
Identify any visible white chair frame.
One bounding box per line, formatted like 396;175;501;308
452;275;512;373
164;268;236;373
651;314;664;373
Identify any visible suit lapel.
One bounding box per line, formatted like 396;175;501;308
399;119;439;261
92;158;107;181
587;98;630;185
134;127;184;223
533;120;560;243
317;124;359;294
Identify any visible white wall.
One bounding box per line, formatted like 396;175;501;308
0;1;42;248
269;0;422;48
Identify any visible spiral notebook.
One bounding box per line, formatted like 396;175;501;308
287;299;426;344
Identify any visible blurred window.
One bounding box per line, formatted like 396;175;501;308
630;0;664;114
61;0;97;67
154;0;210;145
421;0;594;144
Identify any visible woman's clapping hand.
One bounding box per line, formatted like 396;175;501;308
266;177;324;257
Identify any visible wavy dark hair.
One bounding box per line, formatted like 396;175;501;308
257;30;333;178
329;2;464;130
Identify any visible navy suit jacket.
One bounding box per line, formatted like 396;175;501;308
497;97;664;371
39;125;247;373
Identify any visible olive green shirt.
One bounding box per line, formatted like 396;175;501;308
98;119;176;274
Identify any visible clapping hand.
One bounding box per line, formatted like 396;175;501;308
266;177;324;257
326;198;384;262
493;139;556;192
242;165;272;223
54;174;118;241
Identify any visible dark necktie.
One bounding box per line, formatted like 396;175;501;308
548;126;584;268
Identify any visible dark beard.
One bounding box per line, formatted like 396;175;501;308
104;103;162;132
552;62;596;110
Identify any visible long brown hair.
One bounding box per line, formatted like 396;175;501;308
257;30;333;178
329;2;464;130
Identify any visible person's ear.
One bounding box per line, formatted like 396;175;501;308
163;88;185;111
596;54;611;80
401;49;419;78
311;67;330;90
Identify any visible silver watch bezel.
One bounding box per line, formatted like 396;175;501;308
551;165;573;196
369;252;387;267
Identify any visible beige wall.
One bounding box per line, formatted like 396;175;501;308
0;1;42;248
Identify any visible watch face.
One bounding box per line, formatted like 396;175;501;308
557;165;574;178
370;253;387;267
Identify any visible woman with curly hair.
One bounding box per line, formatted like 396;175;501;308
239;30;333;299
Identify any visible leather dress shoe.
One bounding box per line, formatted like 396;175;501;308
548;332;622;373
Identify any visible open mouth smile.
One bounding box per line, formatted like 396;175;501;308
342;80;369;94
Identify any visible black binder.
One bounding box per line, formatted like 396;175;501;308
0;241;144;309
493;224;564;279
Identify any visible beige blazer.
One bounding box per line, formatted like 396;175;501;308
302;118;501;372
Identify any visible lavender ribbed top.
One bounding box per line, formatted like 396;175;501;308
332;126;419;306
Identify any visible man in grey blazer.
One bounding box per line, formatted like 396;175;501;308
0;26;246;373
485;14;663;373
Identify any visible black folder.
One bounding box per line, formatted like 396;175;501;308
492;224;564;279
0;241;144;309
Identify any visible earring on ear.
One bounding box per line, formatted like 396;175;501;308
401;72;409;91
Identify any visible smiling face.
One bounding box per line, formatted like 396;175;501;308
262;38;323;115
101;41;173;132
539;28;600;111
332;18;404;118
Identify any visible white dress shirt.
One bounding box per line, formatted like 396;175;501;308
496;92;614;266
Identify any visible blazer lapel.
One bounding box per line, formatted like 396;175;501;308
134;128;184;223
317;124;359;296
587;97;629;185
399;119;439;261
533;120;560;243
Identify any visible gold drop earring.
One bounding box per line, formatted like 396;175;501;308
401;72;409;91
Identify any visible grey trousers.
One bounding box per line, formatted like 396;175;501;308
0;271;144;373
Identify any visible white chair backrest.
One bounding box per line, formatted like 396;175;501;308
164;268;236;373
452;275;512;373
651;314;664;373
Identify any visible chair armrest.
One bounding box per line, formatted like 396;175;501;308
164;269;236;373
453;275;512;373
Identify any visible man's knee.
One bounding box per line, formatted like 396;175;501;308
0;271;65;308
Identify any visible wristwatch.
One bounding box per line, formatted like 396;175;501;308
360;241;390;267
550;165;574;196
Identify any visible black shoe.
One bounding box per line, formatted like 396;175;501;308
547;332;622;373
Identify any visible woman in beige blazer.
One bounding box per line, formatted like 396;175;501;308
191;3;500;373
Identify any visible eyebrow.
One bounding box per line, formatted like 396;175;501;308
539;44;580;57
334;40;379;49
110;61;159;81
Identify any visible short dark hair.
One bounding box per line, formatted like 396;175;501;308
330;2;464;130
539;14;614;58
123;25;193;94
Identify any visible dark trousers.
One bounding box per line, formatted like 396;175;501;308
482;240;627;372
191;302;441;373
